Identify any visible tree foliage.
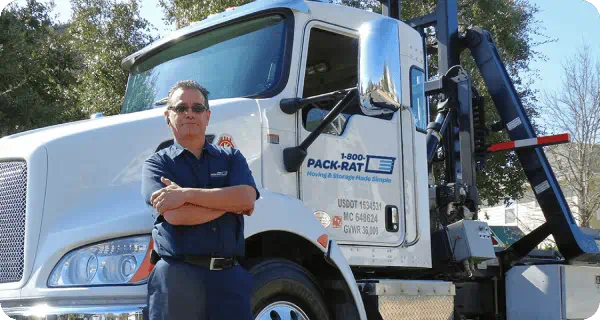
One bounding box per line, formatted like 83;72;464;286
158;0;253;29
0;0;83;137
158;0;382;28
65;0;155;116
0;0;156;137
544;46;600;227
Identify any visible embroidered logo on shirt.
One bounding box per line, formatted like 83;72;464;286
211;171;228;178
217;134;235;148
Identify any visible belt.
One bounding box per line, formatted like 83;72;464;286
150;250;238;271
183;255;239;271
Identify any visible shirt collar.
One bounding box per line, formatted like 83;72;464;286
170;138;218;158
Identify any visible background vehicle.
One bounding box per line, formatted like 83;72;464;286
1;0;599;319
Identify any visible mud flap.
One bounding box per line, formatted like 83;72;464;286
359;279;455;320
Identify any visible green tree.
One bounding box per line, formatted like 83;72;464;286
0;0;83;137
158;0;381;28
158;0;252;29
334;0;381;12
157;0;547;206
65;0;155;116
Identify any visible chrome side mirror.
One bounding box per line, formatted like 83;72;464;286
358;18;403;116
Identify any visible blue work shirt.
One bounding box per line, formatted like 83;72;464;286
141;140;259;259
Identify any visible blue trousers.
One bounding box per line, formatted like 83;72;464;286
146;258;253;320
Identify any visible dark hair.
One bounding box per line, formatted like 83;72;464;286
167;80;210;108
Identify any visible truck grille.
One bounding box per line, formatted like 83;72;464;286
0;161;27;284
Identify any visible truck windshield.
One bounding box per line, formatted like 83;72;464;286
121;14;289;114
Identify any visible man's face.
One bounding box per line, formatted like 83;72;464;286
164;87;210;141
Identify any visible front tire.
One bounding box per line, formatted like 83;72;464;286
249;259;331;320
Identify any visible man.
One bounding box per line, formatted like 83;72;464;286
141;80;259;320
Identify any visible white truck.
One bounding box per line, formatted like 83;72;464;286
1;0;599;319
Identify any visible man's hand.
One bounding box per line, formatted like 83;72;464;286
151;177;188;214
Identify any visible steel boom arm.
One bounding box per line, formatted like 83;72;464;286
465;27;600;264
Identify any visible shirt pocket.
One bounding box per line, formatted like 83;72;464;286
208;163;229;188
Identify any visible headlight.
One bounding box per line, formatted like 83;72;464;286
48;235;153;287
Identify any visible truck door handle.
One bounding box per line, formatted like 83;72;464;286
386;205;399;232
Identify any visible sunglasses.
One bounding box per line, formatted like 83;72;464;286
168;104;209;113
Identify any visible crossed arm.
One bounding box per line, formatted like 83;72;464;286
150;177;256;226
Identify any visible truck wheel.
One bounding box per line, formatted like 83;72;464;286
249;258;331;320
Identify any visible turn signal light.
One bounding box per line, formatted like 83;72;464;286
317;234;328;248
129;240;155;283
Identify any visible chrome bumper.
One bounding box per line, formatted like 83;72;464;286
2;303;146;319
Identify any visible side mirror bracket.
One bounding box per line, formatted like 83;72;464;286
283;88;357;172
279;88;355;115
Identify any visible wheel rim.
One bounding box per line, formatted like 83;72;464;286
255;301;310;320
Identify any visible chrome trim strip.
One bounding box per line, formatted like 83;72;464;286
358;279;456;297
403;113;421;248
3;303;146;318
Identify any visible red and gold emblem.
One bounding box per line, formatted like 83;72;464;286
217;134;235;148
332;216;342;228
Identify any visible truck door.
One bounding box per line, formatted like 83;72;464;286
297;23;406;246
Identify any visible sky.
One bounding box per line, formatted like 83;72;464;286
4;0;600;101
527;0;600;97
